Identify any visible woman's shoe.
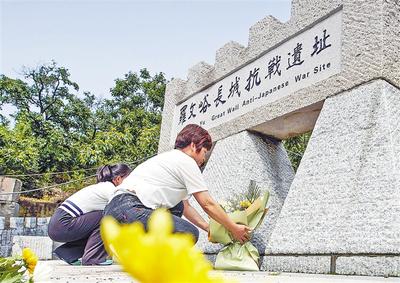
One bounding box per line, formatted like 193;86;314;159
69;258;82;266
97;259;113;266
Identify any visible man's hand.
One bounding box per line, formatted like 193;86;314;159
230;223;252;244
193;191;253;243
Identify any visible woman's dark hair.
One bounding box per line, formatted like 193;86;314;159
96;163;132;183
174;124;212;152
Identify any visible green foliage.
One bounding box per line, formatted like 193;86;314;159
283;132;312;172
108;68;165;113
0;62;167;198
0;257;24;283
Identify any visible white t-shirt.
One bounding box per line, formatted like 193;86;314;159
59;181;116;217
114;149;207;208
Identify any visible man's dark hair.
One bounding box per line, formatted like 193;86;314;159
174;124;212;152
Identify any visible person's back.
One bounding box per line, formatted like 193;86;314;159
60;181;115;217
116;149;207;209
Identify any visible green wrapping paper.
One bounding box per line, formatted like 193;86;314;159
208;192;270;271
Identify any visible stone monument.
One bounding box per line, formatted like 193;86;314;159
0;177;21;217
158;0;399;276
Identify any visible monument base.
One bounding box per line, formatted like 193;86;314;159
204;254;400;276
259;255;400;277
265;79;400;276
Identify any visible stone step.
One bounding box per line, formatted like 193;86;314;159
12;235;54;260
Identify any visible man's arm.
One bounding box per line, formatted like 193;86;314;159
182;200;209;232
193;190;250;244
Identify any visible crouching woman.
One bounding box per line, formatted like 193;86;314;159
48;164;131;265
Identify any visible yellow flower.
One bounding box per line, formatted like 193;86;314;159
22;247;38;274
101;209;229;283
239;200;251;209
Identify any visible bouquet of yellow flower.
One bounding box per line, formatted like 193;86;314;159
0;248;38;283
209;181;270;271
221;180;262;213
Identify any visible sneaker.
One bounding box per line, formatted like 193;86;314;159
97;259;113;266
69;258;82;266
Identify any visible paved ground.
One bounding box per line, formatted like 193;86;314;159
41;260;400;283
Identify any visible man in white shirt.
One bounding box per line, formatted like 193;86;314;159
104;124;250;244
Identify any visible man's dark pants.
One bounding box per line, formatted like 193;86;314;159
103;193;199;242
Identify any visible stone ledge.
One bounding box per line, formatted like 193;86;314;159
42;260;400;283
336;256;400;277
259;255;400;276
12;235;53;260
261;256;331;274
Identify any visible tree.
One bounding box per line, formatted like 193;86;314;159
1;61;78;122
0;63;168;197
0;62;94;194
108;69;165;114
283;132;312;172
89;68;167;163
0;115;41;175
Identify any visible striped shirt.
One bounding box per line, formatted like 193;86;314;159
60;181;116;217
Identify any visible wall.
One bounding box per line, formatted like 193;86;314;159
0;216;50;257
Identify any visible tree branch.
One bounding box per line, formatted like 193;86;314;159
41;74;61;116
31;72;45;112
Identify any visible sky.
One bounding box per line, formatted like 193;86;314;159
1;0;291;106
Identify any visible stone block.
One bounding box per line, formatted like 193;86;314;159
10;217;24;229
290;0;342;29
267;80;400;255
0;217;5;230
194;131;294;254
204;253;217;265
214;41;245;78
37;217;48;226
11;229;23;236
0;177;22;203
336;256;400;277
12;236;53;260
186;62;214;97
247;15;286;59
24;217;37;228
0;245;11;257
0;202;20;217
383;0;400;87
0;230;12;245
36;227;48;236
169;78;188;103
158;78;187;153
261;256;331;274
24;228;37;236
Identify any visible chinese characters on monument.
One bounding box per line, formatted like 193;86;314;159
172;10;342;137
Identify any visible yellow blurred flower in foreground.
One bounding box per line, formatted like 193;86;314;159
22;247;38;274
101;209;229;283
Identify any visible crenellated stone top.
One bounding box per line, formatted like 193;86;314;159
171;0;347;103
159;0;399;152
